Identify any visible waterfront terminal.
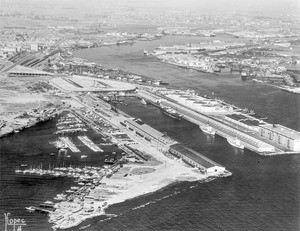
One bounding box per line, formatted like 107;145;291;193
137;87;300;155
2;72;299;230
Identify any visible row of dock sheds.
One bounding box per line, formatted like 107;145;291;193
120;117;225;174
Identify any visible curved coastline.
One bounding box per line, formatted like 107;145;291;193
50;162;231;230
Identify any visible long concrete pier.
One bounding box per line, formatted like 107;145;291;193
78;136;104;152
31;206;52;214
137;89;281;154
59;137;80;152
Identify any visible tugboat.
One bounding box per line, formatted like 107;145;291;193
199;124;215;135
227;137;244;149
162;106;182;120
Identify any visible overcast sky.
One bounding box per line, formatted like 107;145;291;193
1;0;299;15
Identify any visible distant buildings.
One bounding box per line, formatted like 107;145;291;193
7;65;53;77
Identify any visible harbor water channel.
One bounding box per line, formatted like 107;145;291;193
0;34;299;230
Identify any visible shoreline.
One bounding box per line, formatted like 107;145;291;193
0;110;61;139
50;160;231;230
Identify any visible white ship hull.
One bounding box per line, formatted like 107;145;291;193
227;137;244;149
200;125;215;135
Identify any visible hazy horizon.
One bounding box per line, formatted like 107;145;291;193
0;0;299;16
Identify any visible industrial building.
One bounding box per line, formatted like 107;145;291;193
225;113;261;132
138;89;276;154
51;75;136;92
123;118;176;147
258;124;300;151
122;117;225;173
7;65;53;77
169;144;225;174
164;93;229;115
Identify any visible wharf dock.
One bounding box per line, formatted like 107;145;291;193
30;206;53;214
78;136;104;152
59;137;80;152
137;90;278;154
169;143;225;173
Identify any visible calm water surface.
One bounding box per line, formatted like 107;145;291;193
0;35;299;231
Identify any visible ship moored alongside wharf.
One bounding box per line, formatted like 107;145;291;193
21;117;229;230
19;79;230;230
116;117;227;174
137;88;300;155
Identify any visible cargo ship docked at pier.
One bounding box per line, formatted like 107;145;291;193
161;106;182;120
137;88;300;155
227;137;244;149
200;124;216;135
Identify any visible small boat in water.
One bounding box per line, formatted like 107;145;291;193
54;193;67;201
66;189;75;193
43;200;54;205
81;155;87;159
15;166;22;173
40;201;54;208
26;206;35;213
199;124;215;135
227;137;244;149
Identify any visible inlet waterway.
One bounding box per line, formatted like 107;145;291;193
0;35;299;231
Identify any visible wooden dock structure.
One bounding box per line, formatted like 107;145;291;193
31;206;53;214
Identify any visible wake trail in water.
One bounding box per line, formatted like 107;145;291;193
98;180;213;224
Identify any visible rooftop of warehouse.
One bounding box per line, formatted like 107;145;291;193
226;113;260;127
170;143;221;169
260;124;300;140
